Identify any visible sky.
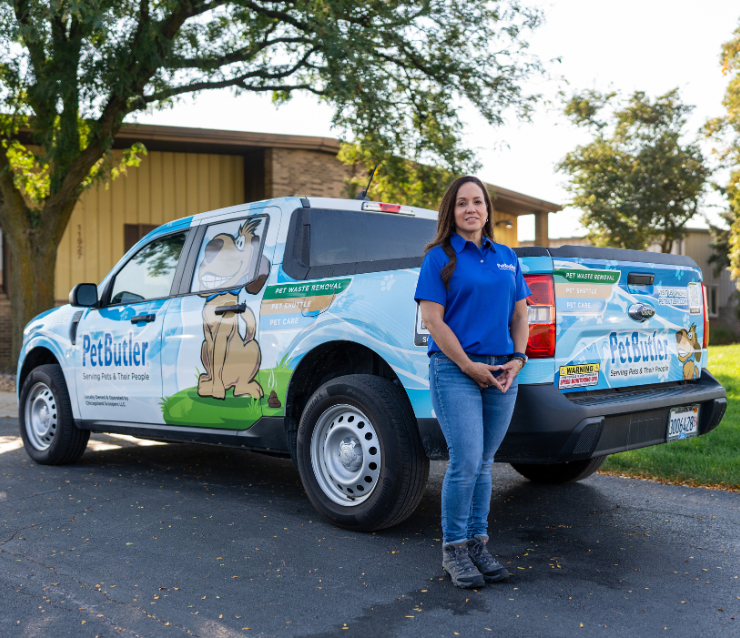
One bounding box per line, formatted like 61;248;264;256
132;0;740;242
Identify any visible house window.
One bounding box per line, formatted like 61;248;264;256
124;224;159;253
709;284;719;318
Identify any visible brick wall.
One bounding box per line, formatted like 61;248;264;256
265;148;357;199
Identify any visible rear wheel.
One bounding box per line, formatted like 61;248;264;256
296;374;429;531
510;456;607;484
19;364;89;465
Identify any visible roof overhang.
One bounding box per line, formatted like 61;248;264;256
487;183;562;217
113;122;342;156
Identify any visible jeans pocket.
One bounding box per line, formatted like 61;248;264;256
434;354;458;371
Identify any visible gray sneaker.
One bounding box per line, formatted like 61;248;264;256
442;542;485;588
465;535;509;582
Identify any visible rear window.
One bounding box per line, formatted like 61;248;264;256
283;208;437;280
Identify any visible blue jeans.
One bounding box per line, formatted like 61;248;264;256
430;353;518;544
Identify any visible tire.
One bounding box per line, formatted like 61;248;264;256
19;364;89;465
296;374;429;532
510;456;607;484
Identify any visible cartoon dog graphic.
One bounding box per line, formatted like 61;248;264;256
196;218;267;400
675;323;702;380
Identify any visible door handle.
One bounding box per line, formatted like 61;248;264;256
215;303;247;316
130;313;156;324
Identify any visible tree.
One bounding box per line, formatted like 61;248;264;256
707;205;733;275
557;89;709;252
707;19;740;290
338;142;455;210
0;0;544;366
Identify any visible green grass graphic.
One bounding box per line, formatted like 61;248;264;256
162;359;294;428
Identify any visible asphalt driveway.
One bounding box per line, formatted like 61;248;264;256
1;415;738;637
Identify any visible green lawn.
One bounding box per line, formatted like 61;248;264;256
600;344;740;490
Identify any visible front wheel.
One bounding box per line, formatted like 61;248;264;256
19;364;89;465
510;456;607;484
296;374;429;531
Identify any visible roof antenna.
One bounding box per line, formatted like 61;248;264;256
355;163;379;201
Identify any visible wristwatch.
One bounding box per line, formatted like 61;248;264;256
511;352;528;368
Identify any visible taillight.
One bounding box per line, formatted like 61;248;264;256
702;284;709;348
524;274;556;358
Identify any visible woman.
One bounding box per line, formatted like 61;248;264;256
415;175;530;589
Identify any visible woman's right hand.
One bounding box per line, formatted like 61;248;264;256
463;361;505;391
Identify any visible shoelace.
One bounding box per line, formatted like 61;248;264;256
452;546;478;573
468;539;498;568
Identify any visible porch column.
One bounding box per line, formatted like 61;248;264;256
534;211;549;248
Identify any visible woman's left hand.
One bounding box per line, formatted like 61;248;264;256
497;358;524;393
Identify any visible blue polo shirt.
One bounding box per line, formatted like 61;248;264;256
414;233;531;356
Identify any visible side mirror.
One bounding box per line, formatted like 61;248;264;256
69;283;99;308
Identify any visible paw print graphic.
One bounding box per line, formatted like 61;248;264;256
381;274;396;291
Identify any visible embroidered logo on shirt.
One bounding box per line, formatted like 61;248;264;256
497;263;516;272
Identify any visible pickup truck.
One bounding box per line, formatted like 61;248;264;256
17;196;727;531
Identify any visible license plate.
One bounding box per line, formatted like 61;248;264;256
667;405;700;441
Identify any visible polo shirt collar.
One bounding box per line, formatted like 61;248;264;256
450;232;496;254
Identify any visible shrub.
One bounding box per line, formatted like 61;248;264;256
710;325;738;345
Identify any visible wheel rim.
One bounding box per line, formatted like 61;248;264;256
24;382;58;451
310;404;382;506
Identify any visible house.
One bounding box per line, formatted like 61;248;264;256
0;123;562;369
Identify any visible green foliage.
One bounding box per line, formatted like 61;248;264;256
707;207;733;275
339;142;455;209
709;325;738;346
707;20;740;292
602;345;740;490
558;90;709;252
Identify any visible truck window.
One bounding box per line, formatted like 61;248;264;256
190;215;267;294
109;231;188;305
284;208;438;279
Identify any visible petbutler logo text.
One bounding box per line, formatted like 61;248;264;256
607;331;671;379
82;332;150;367
609;331;671;365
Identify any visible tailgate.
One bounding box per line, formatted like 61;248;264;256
550;247;705;393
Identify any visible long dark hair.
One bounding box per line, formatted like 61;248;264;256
425;175;495;288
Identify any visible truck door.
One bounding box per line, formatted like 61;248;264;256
74;229;190;423
160;209;279;429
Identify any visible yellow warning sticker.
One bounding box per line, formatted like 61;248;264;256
558;363;600;389
559;363;599;376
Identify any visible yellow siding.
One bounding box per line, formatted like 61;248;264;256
55;151;244;300
493;211;518;247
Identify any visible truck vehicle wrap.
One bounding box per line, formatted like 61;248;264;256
17;197;727;531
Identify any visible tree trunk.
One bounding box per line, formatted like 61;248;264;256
5;215;59;372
